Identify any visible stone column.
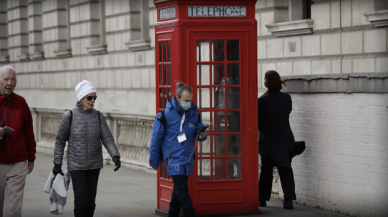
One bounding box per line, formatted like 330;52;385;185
70;0;105;55
0;0;9;63
42;0;71;58
125;0;150;51
7;0;30;62
28;0;44;60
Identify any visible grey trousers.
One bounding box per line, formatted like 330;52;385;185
0;161;27;217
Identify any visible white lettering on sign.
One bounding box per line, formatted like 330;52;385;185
160;7;176;20
188;6;246;17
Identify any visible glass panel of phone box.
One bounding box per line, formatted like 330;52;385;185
197;40;241;181
159;41;172;179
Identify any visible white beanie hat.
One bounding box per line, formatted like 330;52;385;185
75;80;96;101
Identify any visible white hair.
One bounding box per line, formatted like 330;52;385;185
0;65;16;77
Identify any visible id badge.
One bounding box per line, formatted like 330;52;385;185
177;133;187;143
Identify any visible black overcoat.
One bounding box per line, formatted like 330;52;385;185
258;91;295;168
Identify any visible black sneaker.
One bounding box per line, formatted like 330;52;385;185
283;200;293;209
259;201;267;207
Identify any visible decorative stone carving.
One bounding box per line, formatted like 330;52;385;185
364;10;388;27
41;112;63;141
266;19;314;37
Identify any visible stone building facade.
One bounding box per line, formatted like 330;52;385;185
0;0;387;216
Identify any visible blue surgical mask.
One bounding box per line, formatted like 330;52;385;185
180;100;192;111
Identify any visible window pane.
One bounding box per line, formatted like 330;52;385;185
163;41;167;62
159;41;162;62
227;111;240;132
197;40;210;62
198;159;211;181
197;88;210;109
168;88;171;100
167;41;171;62
212;64;225;85
199;111;211;126
228;135;241;156
213;159;226;180
227;64;240;85
212;111;225;133
227;40;239;61
159;65;163;86
227;87;240;109
198;138;211;158
160;161;164;178
159;88;164;108
197;64;210;86
164;88;168;104
164;164;168;178
213;135;225;157
212;87;225;109
212;40;224;62
228;158;241;180
167;65;171;85
163;65;166;85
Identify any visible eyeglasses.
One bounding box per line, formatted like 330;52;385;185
86;96;97;101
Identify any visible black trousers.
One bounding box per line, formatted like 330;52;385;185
259;156;296;201
70;169;101;217
169;175;195;217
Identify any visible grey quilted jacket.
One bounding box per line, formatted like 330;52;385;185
53;103;120;171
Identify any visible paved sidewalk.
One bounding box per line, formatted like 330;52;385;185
21;153;345;217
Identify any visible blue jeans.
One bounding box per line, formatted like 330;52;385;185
169;175;195;217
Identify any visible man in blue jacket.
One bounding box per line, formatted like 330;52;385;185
149;82;207;217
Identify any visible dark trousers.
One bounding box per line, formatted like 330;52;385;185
70;169;101;217
169;175;195;217
259;156;296;201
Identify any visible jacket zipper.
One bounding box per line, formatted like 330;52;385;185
83;110;89;168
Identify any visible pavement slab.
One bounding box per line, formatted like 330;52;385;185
20;153;345;217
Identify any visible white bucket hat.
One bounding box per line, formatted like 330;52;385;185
75;80;96;101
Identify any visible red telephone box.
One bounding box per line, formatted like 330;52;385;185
154;0;258;215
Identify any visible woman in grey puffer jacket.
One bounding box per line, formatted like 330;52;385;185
52;80;121;217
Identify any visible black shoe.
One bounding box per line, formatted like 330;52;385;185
259;201;267;207
283;200;293;209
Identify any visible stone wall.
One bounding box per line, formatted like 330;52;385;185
256;0;388;96
32;108;156;173
289;92;388;217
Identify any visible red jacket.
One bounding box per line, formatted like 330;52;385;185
0;93;36;164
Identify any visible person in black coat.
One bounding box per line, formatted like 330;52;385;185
258;70;296;209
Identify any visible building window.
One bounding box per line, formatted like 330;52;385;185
303;0;313;19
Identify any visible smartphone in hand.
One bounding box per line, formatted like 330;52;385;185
2;126;14;133
200;123;212;132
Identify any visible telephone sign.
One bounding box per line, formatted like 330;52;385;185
188;6;246;17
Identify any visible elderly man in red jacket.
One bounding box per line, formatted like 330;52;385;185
0;65;36;217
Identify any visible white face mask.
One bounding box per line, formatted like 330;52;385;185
179;99;191;111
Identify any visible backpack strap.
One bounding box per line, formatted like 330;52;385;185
97;111;101;123
69;110;73;126
158;110;167;125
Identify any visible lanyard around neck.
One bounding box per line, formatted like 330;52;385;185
0;99;11;127
180;112;186;134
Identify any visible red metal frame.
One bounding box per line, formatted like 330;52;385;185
154;0;258;215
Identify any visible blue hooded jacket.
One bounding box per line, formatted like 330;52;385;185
149;98;207;176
